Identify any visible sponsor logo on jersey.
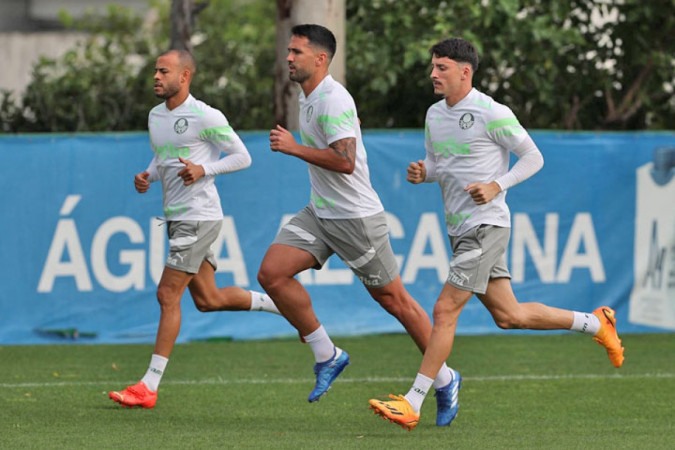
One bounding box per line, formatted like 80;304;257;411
305;105;314;123
174;118;189;134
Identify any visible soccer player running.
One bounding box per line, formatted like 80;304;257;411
258;24;461;425
368;38;625;431
108;49;280;409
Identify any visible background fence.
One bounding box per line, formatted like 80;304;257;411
1;130;673;344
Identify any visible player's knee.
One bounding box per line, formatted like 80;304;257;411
156;285;169;304
432;301;458;325
256;268;273;292
156;286;180;309
257;266;284;296
492;312;524;329
493;318;511;329
192;296;213;312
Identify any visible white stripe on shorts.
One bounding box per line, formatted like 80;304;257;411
344;247;376;269
285;224;316;243
449;248;483;267
169;235;198;248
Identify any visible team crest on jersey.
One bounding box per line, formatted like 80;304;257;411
459;113;474;130
174;118;189;134
305;106;314;123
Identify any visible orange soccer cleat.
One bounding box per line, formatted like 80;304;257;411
108;381;158;409
592;306;625;368
369;394;420;431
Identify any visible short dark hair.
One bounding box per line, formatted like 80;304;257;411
291;24;337;60
430;38;479;72
161;49;197;74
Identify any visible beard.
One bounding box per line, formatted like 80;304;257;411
289;67;310;84
155;83;180;99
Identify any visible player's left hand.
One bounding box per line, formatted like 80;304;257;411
177;157;205;186
465;181;502;205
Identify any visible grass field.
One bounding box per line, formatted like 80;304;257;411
1;333;674;449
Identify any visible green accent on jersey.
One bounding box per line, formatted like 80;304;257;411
300;130;317;147
311;193;336;209
317;109;355;136
153;143;190;160
486;118;519;131
425;122;430;140
446;212;471;226
491;127;525;138
474;98;493;109
188;104;206;116
164;204;189;217
199;126;234;143
486;117;524;139
432;137;470;157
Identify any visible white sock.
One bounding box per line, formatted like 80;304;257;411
249;290;281;315
141;354;168;392
432;363;453;390
570;311;601;335
302;325;337;363
405;373;434;413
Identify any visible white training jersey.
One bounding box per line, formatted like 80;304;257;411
298;75;383;219
146;94;250;221
424;88;530;236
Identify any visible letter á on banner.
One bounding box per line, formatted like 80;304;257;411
37;195;93;292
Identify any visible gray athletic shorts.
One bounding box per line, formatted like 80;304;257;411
447;224;511;294
273;206;399;288
165;220;221;274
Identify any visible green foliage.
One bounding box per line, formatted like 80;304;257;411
0;90;25;132
607;0;675;129
186;0;276;130
147;0;276;129
16;4;157;132
6;0;275;132
2;0;673;132
346;0;674;130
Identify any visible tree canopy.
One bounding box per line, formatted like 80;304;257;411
346;0;674;130
1;0;672;132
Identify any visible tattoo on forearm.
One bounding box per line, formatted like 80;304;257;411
329;138;356;165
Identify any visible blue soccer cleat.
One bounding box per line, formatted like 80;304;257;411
434;369;462;426
308;349;350;402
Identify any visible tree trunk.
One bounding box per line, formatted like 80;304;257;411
170;0;209;52
274;0;345;129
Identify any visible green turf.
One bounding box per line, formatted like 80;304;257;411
1;333;673;449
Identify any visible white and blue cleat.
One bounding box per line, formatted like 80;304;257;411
308;349;350;402
434;369;462;426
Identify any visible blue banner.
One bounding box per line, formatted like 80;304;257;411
1;130;674;344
